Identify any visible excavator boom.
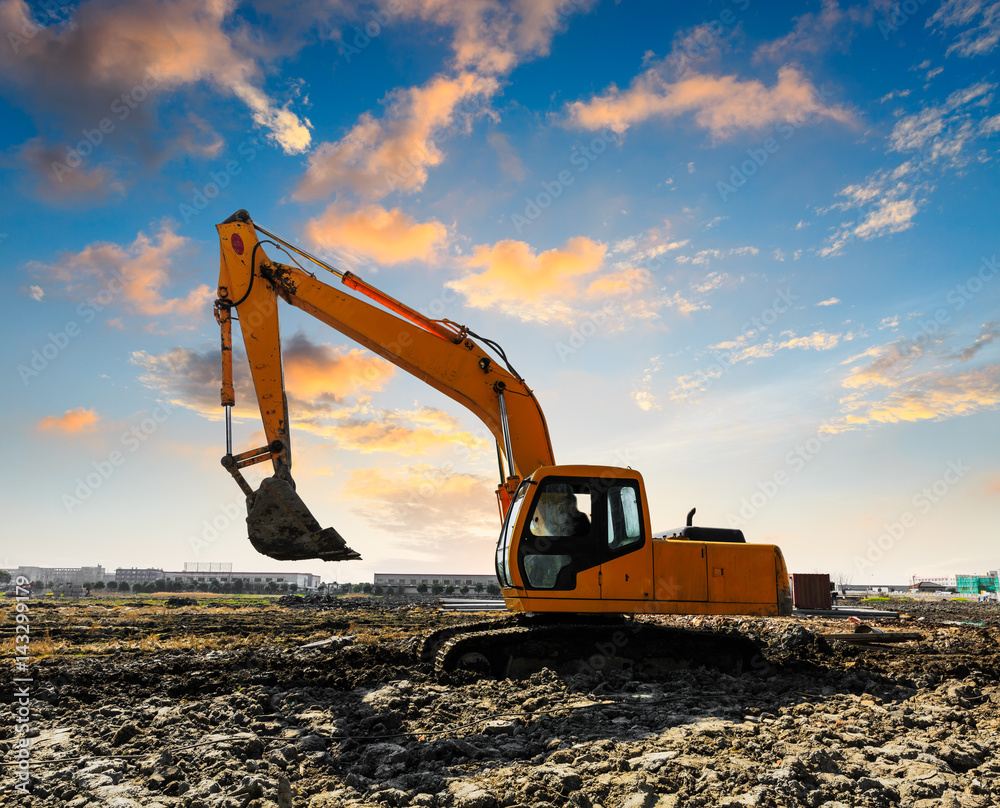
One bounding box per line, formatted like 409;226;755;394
215;210;554;561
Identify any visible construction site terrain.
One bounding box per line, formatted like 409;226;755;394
2;595;999;808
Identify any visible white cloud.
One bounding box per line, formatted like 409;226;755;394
928;0;1000;58
632;356;662;411
818;81;998;256
565;58;853;141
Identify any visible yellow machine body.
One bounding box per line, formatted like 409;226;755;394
496;466;791;616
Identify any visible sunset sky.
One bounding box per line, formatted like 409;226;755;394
2;0;998;587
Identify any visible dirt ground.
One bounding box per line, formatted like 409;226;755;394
2;595;999;807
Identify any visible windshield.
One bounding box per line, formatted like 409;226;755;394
495;482;529;588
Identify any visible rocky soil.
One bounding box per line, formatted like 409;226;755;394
2;595;999;807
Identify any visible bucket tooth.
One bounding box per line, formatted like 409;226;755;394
246;473;361;562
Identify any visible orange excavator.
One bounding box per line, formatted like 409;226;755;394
214;210;792;674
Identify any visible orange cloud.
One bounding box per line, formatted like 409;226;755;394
566;64;853;140
30;224;213;326
342;463;498;547
131;335;395;428
828;332;1000;432
391;0;597;75
324;407;489;456
37;407;100;434
294;71;499;201
284;335;395;402
837;365;1000;429
449;236;611;325
303;203;449;266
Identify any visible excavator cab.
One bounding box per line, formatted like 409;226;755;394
497;465;792;617
496;466;651;605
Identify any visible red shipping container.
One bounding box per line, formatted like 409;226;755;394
791;573;832;610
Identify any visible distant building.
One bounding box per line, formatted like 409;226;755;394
8;565;112;586
161;565;322;591
374;573;498;593
912;571;998;594
911;575;957;588
116;568;165;585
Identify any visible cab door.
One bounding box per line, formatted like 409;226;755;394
599;482;652;602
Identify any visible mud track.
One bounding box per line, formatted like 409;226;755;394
2;596;999;807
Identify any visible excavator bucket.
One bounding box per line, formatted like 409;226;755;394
246;472;361;562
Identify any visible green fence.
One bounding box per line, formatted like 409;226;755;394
957;575;999;594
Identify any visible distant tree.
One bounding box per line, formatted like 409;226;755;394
474;582;484;594
118;581;131;593
169;580;184;592
486;583;500;597
233;578;244;594
460;585;469;595
316;583;325;592
431;584;444;595
279;583;288;593
373;584;384;595
265;581;278;593
154;579;167;591
359;582;371;594
416;583;428;594
0;570;10;584
290;583;298;592
82;581;93;589
341;583;352;594
444;584;455;595
94;581;106;591
210;580;222;593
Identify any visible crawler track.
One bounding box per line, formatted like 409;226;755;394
433;618;764;677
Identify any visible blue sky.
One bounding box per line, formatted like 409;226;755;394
2;0;998;586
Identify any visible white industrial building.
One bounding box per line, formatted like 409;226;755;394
374;573;498;593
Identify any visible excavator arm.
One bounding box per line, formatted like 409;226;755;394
214;210;555;562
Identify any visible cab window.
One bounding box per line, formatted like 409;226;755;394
528;482;591;537
607;484;642;550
